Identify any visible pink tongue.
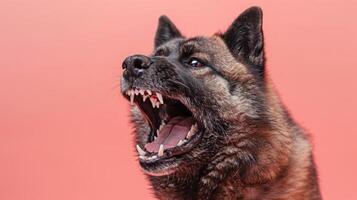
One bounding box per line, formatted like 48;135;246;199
145;117;194;153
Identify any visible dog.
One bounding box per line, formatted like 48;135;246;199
120;6;322;200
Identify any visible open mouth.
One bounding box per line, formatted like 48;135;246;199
124;88;203;167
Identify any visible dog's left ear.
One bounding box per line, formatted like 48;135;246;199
155;15;183;48
222;7;264;73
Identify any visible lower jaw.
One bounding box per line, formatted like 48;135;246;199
138;130;203;176
139;157;181;176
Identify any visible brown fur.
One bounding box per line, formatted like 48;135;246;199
121;6;321;200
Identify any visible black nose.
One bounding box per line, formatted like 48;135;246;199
122;55;151;80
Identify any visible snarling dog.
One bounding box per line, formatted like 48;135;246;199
120;6;322;200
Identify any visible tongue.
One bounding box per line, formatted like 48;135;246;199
145;116;194;153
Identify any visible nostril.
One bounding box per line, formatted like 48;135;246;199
122;55;151;79
133;58;144;69
132;56;151;69
134;68;144;77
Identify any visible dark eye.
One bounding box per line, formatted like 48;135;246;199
187;58;205;68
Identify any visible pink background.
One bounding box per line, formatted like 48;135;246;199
1;0;356;199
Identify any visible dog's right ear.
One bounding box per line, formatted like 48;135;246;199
222;7;264;75
155;16;182;48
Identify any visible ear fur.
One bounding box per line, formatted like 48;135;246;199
155;15;182;48
222;6;265;77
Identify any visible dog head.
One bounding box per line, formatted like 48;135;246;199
121;7;266;176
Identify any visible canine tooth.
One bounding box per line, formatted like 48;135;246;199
139;89;145;95
139;155;146;160
156;102;160;108
146;90;152;95
136;145;146;156
130;92;135;105
158;144;164;157
150;97;157;108
156;130;160;136
134;89;139;95
156;93;164;104
143;95;149;102
177;140;185;146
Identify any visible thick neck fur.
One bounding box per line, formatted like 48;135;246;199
146;80;321;200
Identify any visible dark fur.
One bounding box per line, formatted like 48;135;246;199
121;6;321;200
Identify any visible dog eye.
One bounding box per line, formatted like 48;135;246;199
187;58;204;68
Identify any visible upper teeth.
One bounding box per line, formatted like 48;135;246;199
130;91;135;105
150;97;157;108
156;93;164;104
125;89;164;108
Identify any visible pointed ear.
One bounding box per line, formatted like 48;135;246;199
222;7;264;71
154;15;183;48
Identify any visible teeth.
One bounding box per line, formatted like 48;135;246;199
156;130;160;136
130;91;135;105
136;145;146;156
186;130;194;139
139;89;145;95
139;155;157;161
158;144;164;157
143;95;149;102
191;123;198;133
148;155;157;160
177;140;185;146
126;89;166;108
156;93;164;104
187;123;198;139
150;97;157;108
